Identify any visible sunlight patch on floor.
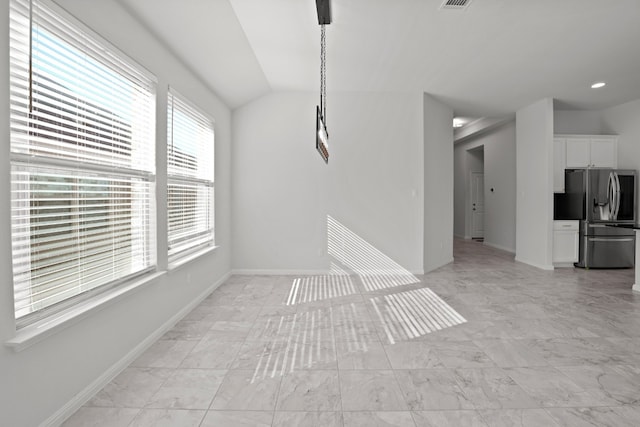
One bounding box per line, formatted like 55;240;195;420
250;307;335;382
286;273;356;306
327;215;419;292
370;288;466;344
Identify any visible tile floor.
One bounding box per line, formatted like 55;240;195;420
63;239;640;426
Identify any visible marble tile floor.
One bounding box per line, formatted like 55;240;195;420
63;239;640;426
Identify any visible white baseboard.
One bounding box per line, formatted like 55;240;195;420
424;257;454;274
514;257;554;271
632;284;640;293
231;269;330;276
553;262;575;268
483;241;515;254
44;271;231;427
231;268;425;277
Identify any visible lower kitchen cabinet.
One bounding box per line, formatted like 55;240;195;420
553;220;579;266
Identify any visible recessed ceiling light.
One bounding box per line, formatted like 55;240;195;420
591;82;606;89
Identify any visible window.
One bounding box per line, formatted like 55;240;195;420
167;90;215;260
9;0;157;325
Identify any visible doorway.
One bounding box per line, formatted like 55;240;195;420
470;171;484;238
467;146;484;240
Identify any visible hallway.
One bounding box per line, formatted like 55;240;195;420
64;239;640;426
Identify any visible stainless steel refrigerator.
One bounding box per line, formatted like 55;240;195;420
563;168;637;268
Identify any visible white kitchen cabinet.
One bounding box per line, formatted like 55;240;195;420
553;137;566;193
563;135;618;168
565;136;591;168
589;137;618;167
553;220;579;266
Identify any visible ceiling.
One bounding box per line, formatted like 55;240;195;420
117;0;640;117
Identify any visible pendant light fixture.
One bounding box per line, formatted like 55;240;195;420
315;0;331;163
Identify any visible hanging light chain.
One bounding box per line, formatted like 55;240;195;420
320;24;327;127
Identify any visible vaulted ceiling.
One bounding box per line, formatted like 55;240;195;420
117;0;640;116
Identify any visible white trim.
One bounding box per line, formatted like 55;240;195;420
632;284;640;293
514;257;555;271
168;245;219;271
483;241;516;254
40;271;230;427
553;262;575;268
231;268;425;276
232;269;331;276
425;257;455;274
5;271;166;352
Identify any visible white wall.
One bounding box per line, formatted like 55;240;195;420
423;94;454;272
454;121;517;252
516;98;555;270
554;109;606;134
232;91;425;274
0;2;232;426
600;98;640;214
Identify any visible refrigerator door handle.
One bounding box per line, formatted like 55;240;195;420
613;172;621;220
589;237;634;242
606;172;614;220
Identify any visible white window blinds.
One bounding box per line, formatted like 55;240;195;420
10;0;157;324
167;90;215;259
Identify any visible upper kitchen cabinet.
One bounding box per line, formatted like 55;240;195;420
589;137;618;167
564;135;618;168
564;136;590;167
554;134;618;193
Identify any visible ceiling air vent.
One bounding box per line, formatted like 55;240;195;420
440;0;473;10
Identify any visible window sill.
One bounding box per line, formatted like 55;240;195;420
4;271;166;352
168;245;219;272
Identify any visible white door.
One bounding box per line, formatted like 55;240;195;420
470;172;484;238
